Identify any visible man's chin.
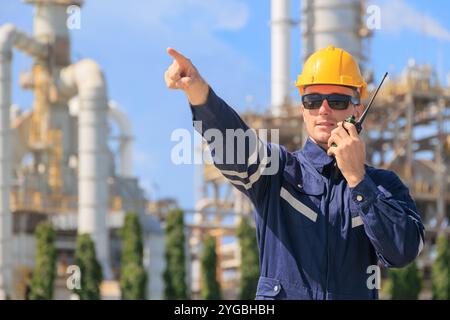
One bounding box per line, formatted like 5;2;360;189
313;132;331;144
308;134;330;150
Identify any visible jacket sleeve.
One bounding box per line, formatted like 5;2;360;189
349;170;425;268
189;87;283;205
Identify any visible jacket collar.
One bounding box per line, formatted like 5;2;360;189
299;137;335;174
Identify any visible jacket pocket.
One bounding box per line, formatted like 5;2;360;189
255;276;282;300
281;169;324;228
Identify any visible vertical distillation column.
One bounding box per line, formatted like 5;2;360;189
405;93;414;185
75;60;112;280
271;0;291;116
49;0;112;279
301;0;365;63
29;0;81;195
0;22;48;299
0;29;12;300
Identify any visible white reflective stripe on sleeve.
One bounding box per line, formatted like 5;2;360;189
352;216;364;228
280;187;318;222
225;159;268;190
417;237;424;255
220;168;249;179
219;140;269;179
220;157;269;179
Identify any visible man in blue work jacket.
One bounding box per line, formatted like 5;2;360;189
164;45;425;300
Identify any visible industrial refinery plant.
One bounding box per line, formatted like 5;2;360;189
1;0;449;300
0;0;164;299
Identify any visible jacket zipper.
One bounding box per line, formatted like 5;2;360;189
324;162;337;299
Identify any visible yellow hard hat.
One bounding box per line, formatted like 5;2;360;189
296;45;367;98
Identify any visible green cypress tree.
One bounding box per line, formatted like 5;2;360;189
163;209;188;299
432;235;450;299
29;222;57;300
200;235;221;300
120;213;147;299
389;261;422;300
73;234;103;300
120;263;147;300
237;216;259;300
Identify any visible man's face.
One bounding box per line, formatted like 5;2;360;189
301;84;364;150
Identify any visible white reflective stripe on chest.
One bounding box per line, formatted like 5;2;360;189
280;187;318;222
351;216;364;228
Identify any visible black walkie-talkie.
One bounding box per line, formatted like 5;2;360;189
331;72;388;179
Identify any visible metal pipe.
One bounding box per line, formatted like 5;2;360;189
29;0;76;66
32;0;70;41
0;23;48;299
302;0;365;64
405;93;414;184
271;0;291;116
59;59;112;280
436;97;446;235
68;98;134;178
0;24;48;59
0;25;13;301
108;101;134;178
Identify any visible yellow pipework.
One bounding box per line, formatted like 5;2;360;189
29;64;50;148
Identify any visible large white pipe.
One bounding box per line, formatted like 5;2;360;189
0;23;47;299
0;24;48;60
108;101;134;178
59;59;112;280
29;0;77;66
31;0;70;41
68;99;134;178
302;0;364;63
0;25;13;301
271;0;291;116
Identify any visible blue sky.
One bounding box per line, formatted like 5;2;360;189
1;0;450;210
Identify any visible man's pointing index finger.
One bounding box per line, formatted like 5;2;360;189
167;47;189;66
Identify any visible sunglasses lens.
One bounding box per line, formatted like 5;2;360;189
327;94;351;110
302;94;323;109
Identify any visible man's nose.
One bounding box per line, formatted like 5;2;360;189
318;99;332;115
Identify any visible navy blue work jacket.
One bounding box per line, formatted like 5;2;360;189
190;88;425;300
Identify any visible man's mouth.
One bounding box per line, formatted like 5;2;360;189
316;121;335;127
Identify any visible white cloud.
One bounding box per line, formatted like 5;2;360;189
377;0;450;41
89;0;249;32
194;0;249;31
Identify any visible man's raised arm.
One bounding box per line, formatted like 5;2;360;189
164;48;284;205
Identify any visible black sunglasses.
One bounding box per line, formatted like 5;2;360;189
302;93;360;110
